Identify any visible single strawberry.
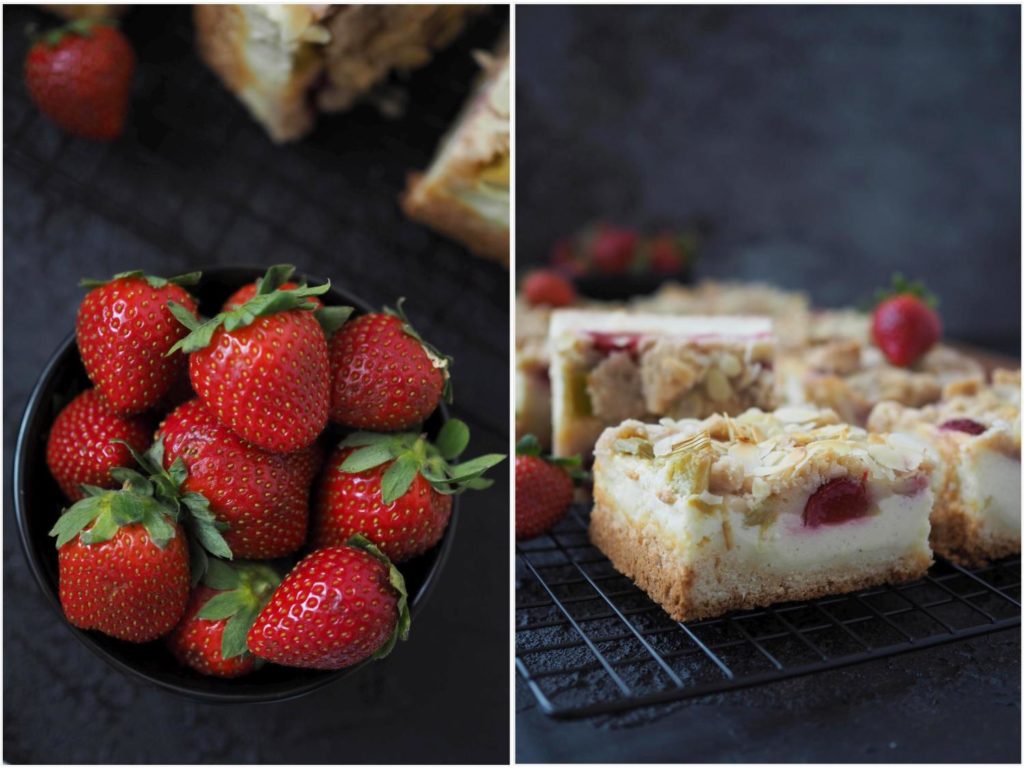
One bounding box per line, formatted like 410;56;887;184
312;420;505;561
168;264;352;453
221;264;324;312
328;300;450;432
522;269;577;308
515;435;579;540
648;233;687;273
49;469;191;642
76;270;200;415
589;225;637;273
25;19;135;141
871;275;942;367
166;559;280;678
46;388;152;501
247;536;410;670
158;399;317;559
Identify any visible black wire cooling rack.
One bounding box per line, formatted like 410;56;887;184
516;504;1022;719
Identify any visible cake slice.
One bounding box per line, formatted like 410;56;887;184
549;311;776;459
779;339;984;426
868;370;1020;565
591;407;935;621
194;4;481;142
403;36;509;263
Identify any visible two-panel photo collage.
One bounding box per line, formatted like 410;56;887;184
2;2;1020;765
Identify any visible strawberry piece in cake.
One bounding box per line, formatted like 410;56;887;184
591;406;935;621
868;369;1020;566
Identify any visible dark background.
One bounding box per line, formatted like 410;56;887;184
4;5;508;763
518;4;1021;355
516;5;1020;763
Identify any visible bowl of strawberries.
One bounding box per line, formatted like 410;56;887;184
14;264;504;702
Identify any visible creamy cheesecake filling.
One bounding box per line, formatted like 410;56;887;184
960;450;1021;535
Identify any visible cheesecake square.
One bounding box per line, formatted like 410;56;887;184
868;369;1021;566
779;339;984;426
549;310;776;460
591;406;935;621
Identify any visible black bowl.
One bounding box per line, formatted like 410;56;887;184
13;265;458;703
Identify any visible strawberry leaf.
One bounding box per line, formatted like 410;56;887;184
197;591;248;621
80;507;119;545
140;506;177;549
339;432;405;449
203;558;242;591
79;270;201;290
49;495;106;547
341;444;398;473
189;543;209;588
256;264;297;295
516;434;542;456
314;306;354;337
222;609;258;659
435;418;470;460
381;454;419;504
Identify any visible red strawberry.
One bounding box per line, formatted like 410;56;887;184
515;435;578;540
871;275;942;367
168;265;351;453
222;265;324;312
589;225;637;273
76;271;200;415
25;19;135;141
311;420;504;561
45;388;152;501
50;478;190;642
328;300;449;431
648;233;686;273
247;538;410;670
158;399;318;559
522;269;577;308
166;560;280;678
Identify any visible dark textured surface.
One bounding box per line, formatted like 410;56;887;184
517;5;1021;354
4;5;508;763
516;6;1021;761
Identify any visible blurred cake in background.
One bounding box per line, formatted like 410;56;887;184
403;34;509;264
194;4;481;142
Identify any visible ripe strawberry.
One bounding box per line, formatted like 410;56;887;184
328;300;450;431
76;271;200;415
247;537;410;670
25;19;135;141
871;275;942;367
522;269;577;308
46;388;152;501
648;233;686;272
515;435;579;540
222;264;324;312
312;420;504;561
168;265;351;453
157;399;317;559
589;225;637;273
49;473;191;642
166;560;280;678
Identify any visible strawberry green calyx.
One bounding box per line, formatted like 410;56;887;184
872;273;939;309
166;265;352;353
338;419;506;503
384;298;454;403
49;466;179;551
79;270;202;291
113;439;232;582
345;534;411;660
516;434;587;482
196;559;281;661
32;17;119;48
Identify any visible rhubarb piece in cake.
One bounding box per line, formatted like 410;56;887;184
549;311;776;460
591;407;935;621
778;339;983;426
868;369;1020;565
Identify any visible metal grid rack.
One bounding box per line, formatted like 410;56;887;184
516;504;1021;719
4;5;508;444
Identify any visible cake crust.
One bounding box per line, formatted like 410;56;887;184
590;500;932;622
